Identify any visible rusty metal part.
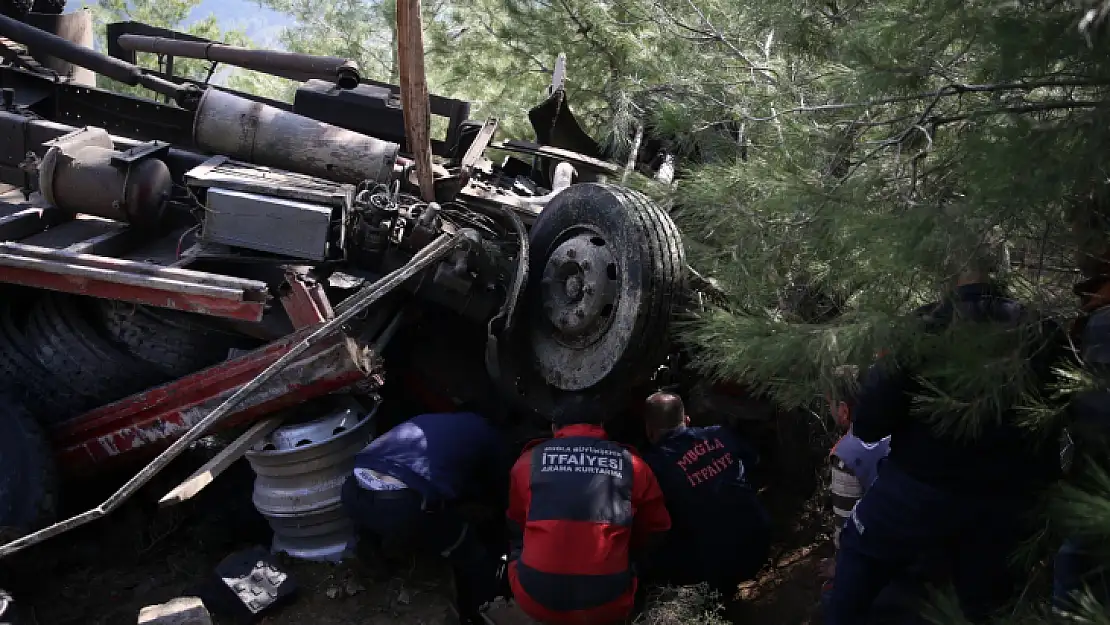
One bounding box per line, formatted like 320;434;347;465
492;141;620;177
0;231;462;559
246;396;377;562
547;53;566;97
396;0;434;201
117;34;361;90
456;162;576;225
539;232;620;350
460;117;498;176
38;127;172;229
53;327;366;472
0;13;198;107
0;242;270;322
192;88;399;185
280;270;335;329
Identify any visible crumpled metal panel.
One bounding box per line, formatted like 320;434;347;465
245;395;378;562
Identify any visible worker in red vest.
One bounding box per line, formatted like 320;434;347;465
506;415;671;625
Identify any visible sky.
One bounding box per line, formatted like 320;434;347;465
190;0;292;46
75;0;294;47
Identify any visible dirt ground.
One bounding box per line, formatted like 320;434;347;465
0;410;834;625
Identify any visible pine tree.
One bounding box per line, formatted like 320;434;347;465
635;0;1110;621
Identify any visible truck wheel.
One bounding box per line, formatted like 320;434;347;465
25;293;165;424
30;0;64;13
96;300;254;379
498;183;686;422
0;295;86;420
0;394;58;536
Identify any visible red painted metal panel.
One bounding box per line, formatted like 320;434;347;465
280;272;334;329
0;266;266;321
52;328;369;474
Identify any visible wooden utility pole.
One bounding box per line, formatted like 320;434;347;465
396;0;435;202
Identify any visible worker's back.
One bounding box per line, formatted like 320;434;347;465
353;411;505;502
506;422;671;625
643;424;770;589
853;283;1065;493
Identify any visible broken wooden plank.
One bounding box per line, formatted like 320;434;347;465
158;417;283;508
396;0;435;202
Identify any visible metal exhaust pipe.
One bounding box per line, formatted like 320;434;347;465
117;34;362;90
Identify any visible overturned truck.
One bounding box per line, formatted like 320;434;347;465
0;10;688;555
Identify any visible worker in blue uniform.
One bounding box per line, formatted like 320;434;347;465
341;410;512;624
826;259;1067;625
639;391;771;596
1053;276;1110;613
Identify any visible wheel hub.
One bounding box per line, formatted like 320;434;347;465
540;233;619;346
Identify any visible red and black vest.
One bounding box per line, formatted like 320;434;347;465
506;424;670;624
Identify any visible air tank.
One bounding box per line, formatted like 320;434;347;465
38;127;172;230
192;88;399;185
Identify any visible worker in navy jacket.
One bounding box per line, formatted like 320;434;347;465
341;411;512;624
1053;276;1110;612
827;274;1066;625
640;392;771;595
506;415;671;625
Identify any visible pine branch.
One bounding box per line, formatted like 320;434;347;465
930;100;1110;126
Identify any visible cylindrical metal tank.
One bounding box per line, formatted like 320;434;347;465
245;396;378;562
192;88;399;185
23;9;96;87
38;127;173;229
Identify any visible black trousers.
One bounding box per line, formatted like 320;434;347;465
340;477;502;619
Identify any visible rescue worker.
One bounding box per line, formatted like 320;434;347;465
341;410;511;624
822;378;946;625
822;381;891;579
639;391;771;596
1052;273;1110;613
506;414;671;625
827;254;1066;625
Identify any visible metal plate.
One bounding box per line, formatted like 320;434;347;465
201;187;334;261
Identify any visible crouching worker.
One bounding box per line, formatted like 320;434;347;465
640;392;771;597
341;411;511;624
507;415;671;625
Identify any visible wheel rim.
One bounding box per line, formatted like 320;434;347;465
539;230;620;348
530;225;637;392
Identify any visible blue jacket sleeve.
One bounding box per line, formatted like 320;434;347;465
852;361;912;444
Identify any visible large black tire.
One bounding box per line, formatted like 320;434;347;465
0;0;32;17
30;0;64;13
0;395;58;536
496;183;686;422
0;295;84;420
96;300;255;379
25;293;165;424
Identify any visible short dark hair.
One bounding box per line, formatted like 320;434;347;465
828;366;861;407
645;392;685;430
